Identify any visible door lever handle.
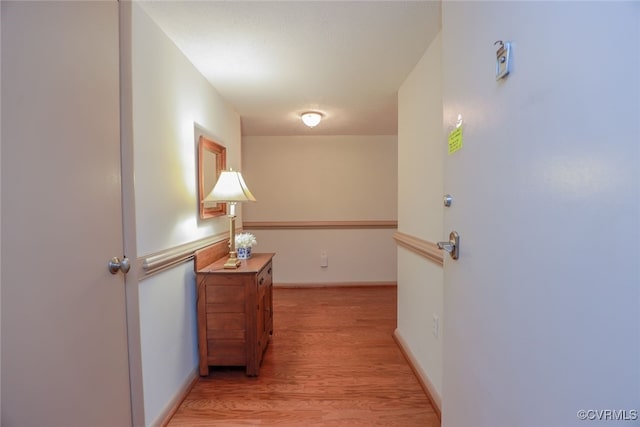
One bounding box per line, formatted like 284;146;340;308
437;231;460;260
437;241;454;252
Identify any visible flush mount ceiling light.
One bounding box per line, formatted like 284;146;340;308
301;111;323;128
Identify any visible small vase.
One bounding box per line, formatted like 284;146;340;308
237;246;252;260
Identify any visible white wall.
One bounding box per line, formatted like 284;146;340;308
0;1;3;417
138;264;197;424
242;135;397;284
132;3;240;257
130;4;241;425
396;33;444;403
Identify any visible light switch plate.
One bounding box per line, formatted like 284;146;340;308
320;251;328;268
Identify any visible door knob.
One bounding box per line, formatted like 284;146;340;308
437;231;460;260
108;256;131;275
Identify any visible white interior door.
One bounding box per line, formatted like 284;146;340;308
441;3;639;427
1;2;132;426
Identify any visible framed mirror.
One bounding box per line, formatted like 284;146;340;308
198;135;227;219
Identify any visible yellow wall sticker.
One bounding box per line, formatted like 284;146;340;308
448;126;463;155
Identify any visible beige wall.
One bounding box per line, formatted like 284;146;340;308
245;228;397;284
396;32;444;405
242;135;397;221
242;135;397;284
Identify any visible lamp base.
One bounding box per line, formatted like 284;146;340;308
223;251;241;269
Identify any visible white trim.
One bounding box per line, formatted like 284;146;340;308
274;282;396;288
138;232;228;279
393;329;442;415
154;369;199;427
244;220;397;230
393;231;443;266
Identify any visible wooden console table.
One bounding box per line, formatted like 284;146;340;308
195;250;274;376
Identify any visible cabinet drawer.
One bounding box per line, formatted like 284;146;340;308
205;274;244;286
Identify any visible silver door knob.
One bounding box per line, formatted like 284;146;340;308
108;256;131;275
437;231;460;260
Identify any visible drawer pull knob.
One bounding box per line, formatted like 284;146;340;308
259;277;264;285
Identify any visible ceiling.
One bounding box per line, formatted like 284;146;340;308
139;1;441;136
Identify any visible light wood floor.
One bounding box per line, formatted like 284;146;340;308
167;286;439;426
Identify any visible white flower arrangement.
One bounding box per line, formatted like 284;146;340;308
235;232;257;249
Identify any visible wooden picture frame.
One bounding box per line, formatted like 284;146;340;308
198;135;227;219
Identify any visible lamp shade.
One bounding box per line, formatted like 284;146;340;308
205;170;256;203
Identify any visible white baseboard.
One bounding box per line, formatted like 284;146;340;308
393;329;442;418
274;281;396;288
155;368;199;427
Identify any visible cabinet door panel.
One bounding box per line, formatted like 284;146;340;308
207;341;245;364
206;285;244;305
207;312;245;330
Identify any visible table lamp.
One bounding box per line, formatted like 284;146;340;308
205;169;256;269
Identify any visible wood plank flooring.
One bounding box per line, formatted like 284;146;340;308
167;286;439;426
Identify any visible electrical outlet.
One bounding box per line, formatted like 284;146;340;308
432;314;440;339
320;251;328;268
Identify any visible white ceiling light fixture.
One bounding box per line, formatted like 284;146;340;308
301;111;323;128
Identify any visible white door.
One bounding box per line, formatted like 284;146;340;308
441;3;639;427
2;2;132;426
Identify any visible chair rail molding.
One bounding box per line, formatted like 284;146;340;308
138;231;229;279
243;220;397;230
393;231;443;266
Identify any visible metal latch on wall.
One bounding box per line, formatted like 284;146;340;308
495;40;511;80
